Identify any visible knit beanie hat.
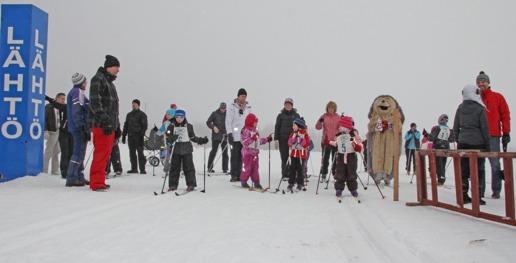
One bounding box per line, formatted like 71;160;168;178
104;55;120;68
166;109;176;117
175;109;186;118
238;88;247;97
438;114;448;125
71;73;86;85
339;115;354;130
284;98;294;105
245;113;258;128
476;71;490;83
293;117;306;129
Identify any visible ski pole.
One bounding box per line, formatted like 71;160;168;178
201;144;206;193
357;152;368;190
155;144;174;195
324;150;337;190
209;136;229;173
274;157;290;193
316;146;329;195
266;141;271;191
370;173;385;199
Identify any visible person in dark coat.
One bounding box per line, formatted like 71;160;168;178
206;102;229;173
274;98;300;179
44;93;71;177
122;99;148;174
166;109;209;192
429;114;455;185
105;140;123;176
88;55;121;191
453;84;490;205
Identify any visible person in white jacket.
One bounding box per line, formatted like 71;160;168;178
225;88;252;182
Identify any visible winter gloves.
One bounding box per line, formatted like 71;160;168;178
502;134;511;146
81;129;91;143
115;127;122;139
267;134;273;143
198;136;209;145
152;125;158;132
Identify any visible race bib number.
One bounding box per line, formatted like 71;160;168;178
337;134;353;154
174;127;190;142
437;127;450;141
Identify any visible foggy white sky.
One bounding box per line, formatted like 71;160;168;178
4;0;516;138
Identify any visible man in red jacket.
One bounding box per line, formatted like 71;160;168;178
477;71;511;199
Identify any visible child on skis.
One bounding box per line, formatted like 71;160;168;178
429;114;455;185
287;117;311;191
165;109;209;192
329;115;363;199
240;113;273;189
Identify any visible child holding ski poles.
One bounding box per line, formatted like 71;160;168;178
429;114;455;185
165;109;209;192
287;117;311;191
240;113;273;189
329;115;363;200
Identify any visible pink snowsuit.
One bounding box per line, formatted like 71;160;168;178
240;127;269;184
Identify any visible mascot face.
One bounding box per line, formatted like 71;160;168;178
373;96;396;118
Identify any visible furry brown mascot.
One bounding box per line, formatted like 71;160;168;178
366;95;405;200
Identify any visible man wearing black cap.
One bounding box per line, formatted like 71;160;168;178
206;102;229;173
274;98;300;179
226;88;252;182
122;99;148;174
88;55;121;191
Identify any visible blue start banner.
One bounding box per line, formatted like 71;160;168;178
0;4;48;182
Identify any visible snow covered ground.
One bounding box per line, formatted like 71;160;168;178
1;144;515;263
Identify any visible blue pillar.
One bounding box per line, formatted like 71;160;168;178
0;4;48;182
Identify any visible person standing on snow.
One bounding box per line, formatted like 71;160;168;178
287;117;310;191
429;114;455;185
88;55;121;192
329;115;363;199
225;88;252;182
315;101;340;181
239;113;273;189
404;123;421;175
65;73;90;187
453;84;490;205
43;93;66;176
477;71;511;199
165;109;209;192
206;102;229;173
274;98;300;180
122;99;148;174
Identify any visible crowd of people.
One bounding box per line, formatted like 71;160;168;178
43;58;511;202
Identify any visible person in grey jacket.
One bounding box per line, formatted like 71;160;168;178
274;98;300;179
206;102;229;173
453;84;490;205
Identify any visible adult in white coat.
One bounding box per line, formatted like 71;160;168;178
225;88;252;182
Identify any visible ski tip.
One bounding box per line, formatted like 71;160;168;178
282;190;286;194
153;192;158;196
174;192;180;196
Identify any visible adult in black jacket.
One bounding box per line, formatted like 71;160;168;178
45;93;73;179
88;55;121;191
274;98;300;178
206;102;229;173
165;109;208;191
453;84;490;205
122;99;148;174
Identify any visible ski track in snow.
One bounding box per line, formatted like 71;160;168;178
1;148;515;263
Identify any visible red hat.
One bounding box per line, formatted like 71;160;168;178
245;113;258;128
170;104;177;109
339;116;354;129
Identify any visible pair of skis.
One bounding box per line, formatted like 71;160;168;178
337;195;361;203
153;188;195;196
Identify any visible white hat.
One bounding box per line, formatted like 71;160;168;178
462;84;485;108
